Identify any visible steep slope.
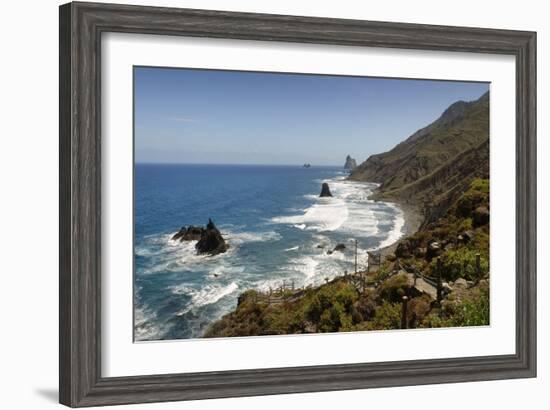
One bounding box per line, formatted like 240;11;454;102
350;91;489;224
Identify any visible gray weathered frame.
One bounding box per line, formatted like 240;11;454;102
59;1;537;407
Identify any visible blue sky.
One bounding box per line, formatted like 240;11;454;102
134;67;489;166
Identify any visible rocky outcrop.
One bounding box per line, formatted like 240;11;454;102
344;155;357;169
195;219;228;255
172;219;228;255
333;243;346;252
172;226;204;242
319;182;333;197
327;243;346;255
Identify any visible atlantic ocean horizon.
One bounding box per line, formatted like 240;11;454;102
134;163;405;341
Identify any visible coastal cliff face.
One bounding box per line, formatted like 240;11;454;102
350;92;489;225
344;155;357;169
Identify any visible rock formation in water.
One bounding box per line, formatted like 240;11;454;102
333;243;346;252
319;182;333;197
172;219;228;255
172;225;205;241
344;155;357;169
195;218;228;255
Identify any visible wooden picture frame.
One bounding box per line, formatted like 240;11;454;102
59;1;536;407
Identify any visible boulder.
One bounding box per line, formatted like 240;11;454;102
473;206;490;226
426;241;441;259
172;225;204;241
319;182;333;197
333;243;346;252
195;218;228;255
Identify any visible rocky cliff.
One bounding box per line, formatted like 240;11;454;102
350;91;489;225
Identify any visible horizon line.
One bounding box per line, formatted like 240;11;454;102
135;161;345;167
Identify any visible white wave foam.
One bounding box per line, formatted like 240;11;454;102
229;230;281;244
377;203;405;249
134;304;169;341
137;228;281;275
271;197;349;232
290;256;319;279
284;246;300;252
173;282;239;315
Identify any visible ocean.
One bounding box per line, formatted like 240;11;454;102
134;164;405;341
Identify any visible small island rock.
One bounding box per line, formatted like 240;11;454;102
333;243;346;252
319;182;333;197
195;218;229;255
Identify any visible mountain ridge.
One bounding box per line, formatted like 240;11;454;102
350;91;489;225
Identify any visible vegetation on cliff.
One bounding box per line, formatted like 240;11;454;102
350;92;489;225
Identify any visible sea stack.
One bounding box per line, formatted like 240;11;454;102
319;182;333;197
195;218;229;255
344;155;357;170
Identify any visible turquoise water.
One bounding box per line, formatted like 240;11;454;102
134;164;404;340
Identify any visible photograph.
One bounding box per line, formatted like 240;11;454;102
133;67;490;341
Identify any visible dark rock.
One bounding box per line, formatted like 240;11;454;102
458;230;475;244
317;244;325;249
172;225;205;241
319;182;333;197
385;253;397;262
333;243;346;252
195;218;228;255
473;206;490;226
327;250;334;255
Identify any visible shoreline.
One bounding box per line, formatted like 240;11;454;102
376;201;423;259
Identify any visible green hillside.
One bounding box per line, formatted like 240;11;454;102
350;92;489;224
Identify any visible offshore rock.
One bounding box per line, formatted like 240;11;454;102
195;218;228;255
319;182;333;197
344;155;357;169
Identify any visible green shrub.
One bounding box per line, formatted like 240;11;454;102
453;179;489;218
445;287;490;327
355;289;378;320
421;285;489;328
378;273;410;303
319;301;353;332
366;301;402;330
430;247;489;281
